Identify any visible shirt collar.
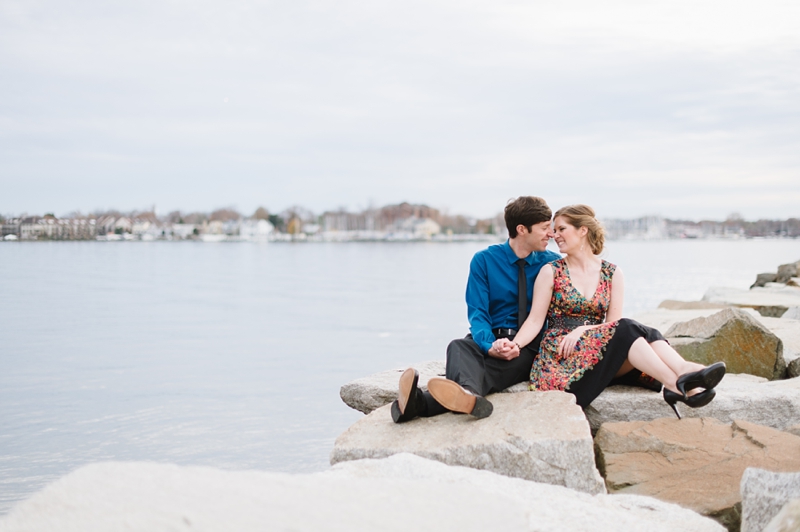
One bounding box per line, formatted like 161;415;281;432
503;240;535;265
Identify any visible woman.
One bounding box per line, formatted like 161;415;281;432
496;204;726;417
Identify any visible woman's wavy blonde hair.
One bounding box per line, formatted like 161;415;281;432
553;204;605;255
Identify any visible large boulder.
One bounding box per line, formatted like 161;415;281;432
0;454;725;532
328;454;724;532
664;308;786;380
776;262;800;284
702;286;800;317
331;391;606;494
740;468;800;532
585;373;800;433
752;273;778;288
635;308;800;379
339;361;527;414
759;316;800;378
339;360;445;414
595;418;800;531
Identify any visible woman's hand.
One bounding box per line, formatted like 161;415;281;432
558;326;588;358
489;338;520;360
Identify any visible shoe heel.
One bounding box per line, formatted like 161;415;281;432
471;396;493;419
663;389;682;420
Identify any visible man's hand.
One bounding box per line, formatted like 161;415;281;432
489;338;520;360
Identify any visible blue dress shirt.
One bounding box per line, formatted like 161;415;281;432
466;241;561;354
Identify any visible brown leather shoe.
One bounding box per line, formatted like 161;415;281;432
391;368;420;423
427;377;493;419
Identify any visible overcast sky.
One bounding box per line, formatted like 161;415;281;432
2;0;799;219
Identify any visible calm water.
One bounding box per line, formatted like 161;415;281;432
1;239;799;512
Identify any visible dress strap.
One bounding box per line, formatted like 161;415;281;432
601;260;617;281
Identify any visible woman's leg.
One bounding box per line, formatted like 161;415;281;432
615;359;634;377
626;338;679;392
649;340;705;377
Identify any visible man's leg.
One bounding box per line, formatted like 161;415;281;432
415;335;485;418
481;341;538;394
421;335;537;418
445;336;489;393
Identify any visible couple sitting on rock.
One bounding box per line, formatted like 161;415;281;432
392;196;727;423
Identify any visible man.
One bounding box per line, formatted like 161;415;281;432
391;196;560;422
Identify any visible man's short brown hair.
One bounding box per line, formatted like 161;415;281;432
504;196;552;237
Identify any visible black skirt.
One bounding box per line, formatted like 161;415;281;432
567;318;665;408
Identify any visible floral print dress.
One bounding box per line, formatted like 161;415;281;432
529;257;617;391
529;258;666;407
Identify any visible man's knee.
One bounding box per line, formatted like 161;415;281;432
447;337;477;357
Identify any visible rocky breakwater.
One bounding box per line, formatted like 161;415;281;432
594;418;800;531
751;259;800;289
332;391;606;495
334;261;800;530
0;454;725;532
695;258;800;318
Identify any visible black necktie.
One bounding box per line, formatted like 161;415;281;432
517;258;528;328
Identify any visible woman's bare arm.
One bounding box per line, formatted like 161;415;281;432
606;267;625;322
510;264;554;349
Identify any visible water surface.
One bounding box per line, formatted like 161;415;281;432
1;239;798;512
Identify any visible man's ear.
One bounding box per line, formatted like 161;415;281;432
516;224;527;235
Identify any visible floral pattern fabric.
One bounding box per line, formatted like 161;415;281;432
530;259;618;392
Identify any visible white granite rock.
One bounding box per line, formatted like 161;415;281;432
586;373;800;432
783;307;800;320
703;285;800;317
758;316;800;378
0;454;725;532
331;391;606;494
741;468;800;532
339;360;527;414
329;454;725;532
764;499;800;532
0;461;528;532
339;360;446;414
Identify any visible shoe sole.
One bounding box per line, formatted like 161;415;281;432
701;363;726;390
397;368;419;415
688;388;716;408
428;378;493;419
677;362;727;397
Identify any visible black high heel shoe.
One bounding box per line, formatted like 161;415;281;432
663;388;716;419
676;362;726;398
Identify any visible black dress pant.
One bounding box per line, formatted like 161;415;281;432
421;333;541;417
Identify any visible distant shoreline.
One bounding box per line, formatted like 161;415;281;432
3;235;799;244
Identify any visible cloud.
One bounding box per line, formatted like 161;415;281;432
1;0;798;219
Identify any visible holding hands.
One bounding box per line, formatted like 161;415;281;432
489;338;520;360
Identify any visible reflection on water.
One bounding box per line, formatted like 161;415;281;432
1;239;798;512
